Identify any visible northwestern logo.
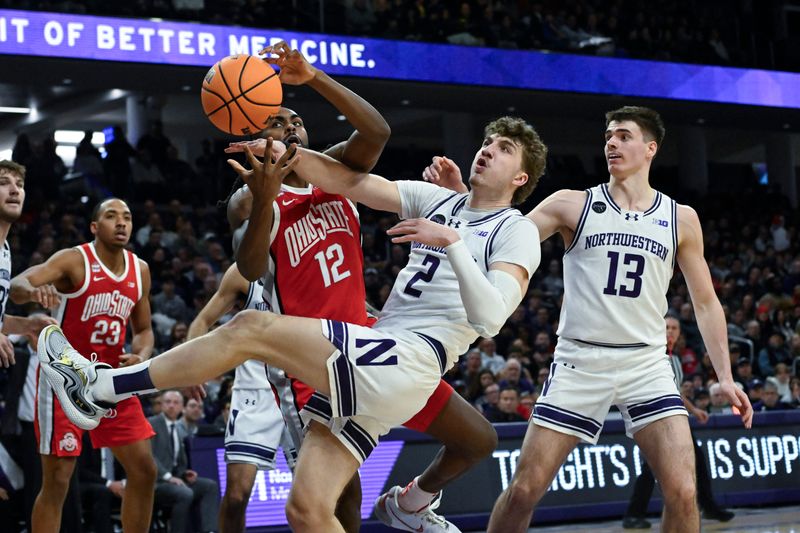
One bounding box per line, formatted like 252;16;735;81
625;213;639;221
591;201;606;213
430;214;446;225
653;219;669;227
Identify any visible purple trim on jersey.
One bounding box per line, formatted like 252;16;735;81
670;199;678;270
423;192;459;219
326;319;347;353
563;189;592;255
627;394;684;422
466;207;514;226
642;191;662;216
541;362;556;396
225;442;277;462
414;332;447;375
341;419;377;462
304;392;333;421
484;214;515;271
532;402;602;439
112;368;155;395
332;351;357;417
449;195;468;217
600;184;622;214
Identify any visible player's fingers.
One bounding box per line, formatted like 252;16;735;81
280;153;301;174
226;159;248;176
390;234;416;244
0;341;14;367
243;145;262;170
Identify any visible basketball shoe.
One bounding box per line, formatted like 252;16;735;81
37;325;114;430
374;485;461;532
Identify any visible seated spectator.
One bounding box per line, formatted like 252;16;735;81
149;391;219;533
758;333;791;377
151;276;189;322
679;377;695;402
466;369;495;403
518;392;534;419
790;377;800;408
77;434;124;533
694;388;711;412
770;363;792;403
498;359;535;394
485;387;526;423
479;337;505;376
474;383;500;415
747;379;764;405
756;381;793;411
734;356;754;384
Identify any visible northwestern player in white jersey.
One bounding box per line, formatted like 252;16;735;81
187;262;294;533
35;116;545;532
0;161;57;368
485;106;753;533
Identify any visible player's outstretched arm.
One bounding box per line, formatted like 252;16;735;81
526;189;586;243
188;263;249;340
260;41;390;173
10;248;80;307
677;204;753;428
121;260;155;367
1;314;57;338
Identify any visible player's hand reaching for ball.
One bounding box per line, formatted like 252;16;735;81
260;41;317;86
423;156;468;193
227;140;299;204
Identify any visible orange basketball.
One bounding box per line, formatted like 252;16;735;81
201;55;282;136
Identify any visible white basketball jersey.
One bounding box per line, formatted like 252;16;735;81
557;184;677;347
377;182;540;369
0;242;10;331
233;280;272;390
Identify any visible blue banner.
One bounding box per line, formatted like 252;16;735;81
1;9;800;108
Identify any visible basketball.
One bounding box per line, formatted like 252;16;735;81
201;54;282;136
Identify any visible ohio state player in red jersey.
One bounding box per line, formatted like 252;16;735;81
11;198;157;533
223;42;497;533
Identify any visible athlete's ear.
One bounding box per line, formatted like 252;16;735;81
513;172;529;188
89;221;98;236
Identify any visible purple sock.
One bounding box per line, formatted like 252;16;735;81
94;360;158;403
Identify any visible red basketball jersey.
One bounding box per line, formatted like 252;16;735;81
54;243;143;366
264;184;368;324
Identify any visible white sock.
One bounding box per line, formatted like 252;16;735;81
397;476;437;513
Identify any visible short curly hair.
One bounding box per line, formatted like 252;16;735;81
484;117;547;205
605;106;666;149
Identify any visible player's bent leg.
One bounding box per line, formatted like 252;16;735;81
418;392;497;491
634;415;698;533
111;439;157;533
219;462;258;533
335;472;362;533
286;421;360;533
487;425;579;533
32;455;77;533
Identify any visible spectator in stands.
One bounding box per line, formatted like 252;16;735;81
747;379;764;405
735;356;754;385
694;388;711;412
790;378;800;408
756;381;792;411
103;125;136;198
770;363;793;403
498;358;535;394
708;382;732;414
152;276;189;322
178;396;206;437
758;333;791;377
149;390;219;533
475;383;500;415
479;337;505;376
485;387;526;423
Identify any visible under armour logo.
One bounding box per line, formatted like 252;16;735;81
625;213;639;221
447;219;462;229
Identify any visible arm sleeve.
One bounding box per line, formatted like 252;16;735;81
445;217;541;338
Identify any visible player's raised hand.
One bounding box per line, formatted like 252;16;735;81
423;156;468;193
225;138;267;156
30;283;60;309
227;141;299;204
723;381;753;429
259;41;317;85
387;218;460;248
0;333;14;368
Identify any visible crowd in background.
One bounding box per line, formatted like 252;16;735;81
1;120;799;436
0;0;797;72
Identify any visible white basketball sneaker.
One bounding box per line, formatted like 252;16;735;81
37;325;114;430
374;485;461;533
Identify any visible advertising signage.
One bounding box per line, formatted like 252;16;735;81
1;9;800;108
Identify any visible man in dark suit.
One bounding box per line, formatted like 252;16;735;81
77;433;124;533
148;390;218;533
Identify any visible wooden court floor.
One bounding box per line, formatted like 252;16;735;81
472;504;800;532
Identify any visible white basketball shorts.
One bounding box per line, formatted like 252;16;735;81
225;388;292;469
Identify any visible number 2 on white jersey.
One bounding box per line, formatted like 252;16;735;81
313;243;351;288
90;319;122;346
